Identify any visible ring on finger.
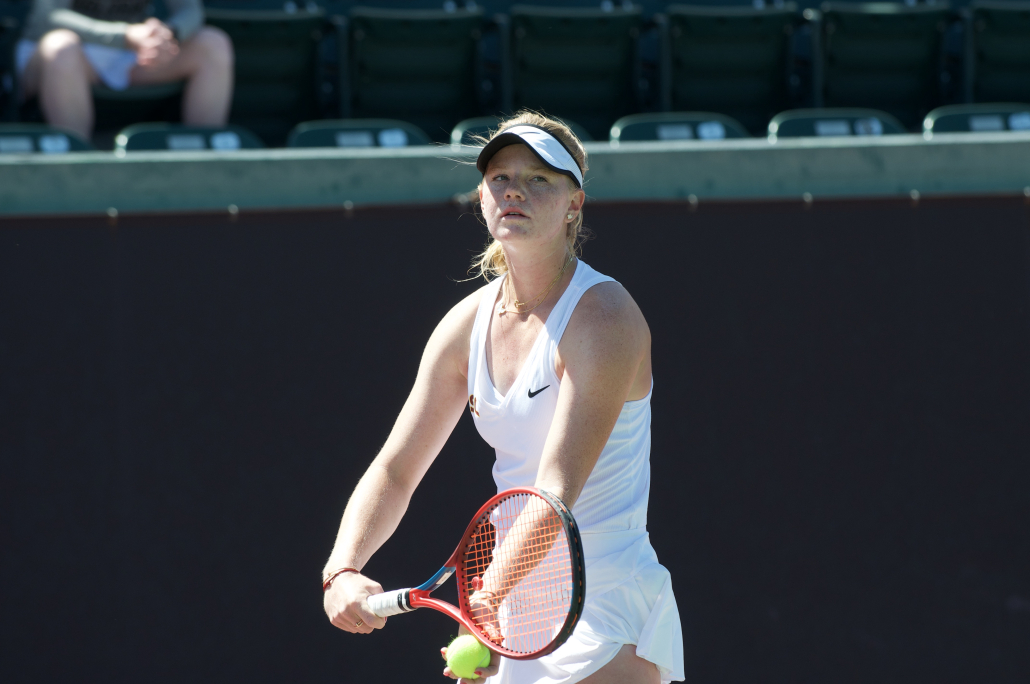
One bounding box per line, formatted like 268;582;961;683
355;619;363;627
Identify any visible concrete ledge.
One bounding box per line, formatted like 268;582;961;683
2;133;1030;216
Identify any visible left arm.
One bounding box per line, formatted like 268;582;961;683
471;283;649;608
163;0;204;43
451;284;650;679
537;281;651;507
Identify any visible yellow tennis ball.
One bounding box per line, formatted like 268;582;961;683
446;634;491;680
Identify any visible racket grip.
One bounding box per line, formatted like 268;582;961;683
367;589;414;617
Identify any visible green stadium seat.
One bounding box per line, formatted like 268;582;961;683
507;4;642;141
114;123;264;152
205;7;335;146
1;1;28;121
346;6;485;142
610;112;749;143
923;102;1030;134
450;115;593;148
286;119;432;148
91;82;185;134
767;107;906;139
661;4;801;136
965;1;1030;105
816;2;952;130
0;123;94;152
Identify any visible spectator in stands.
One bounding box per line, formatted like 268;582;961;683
17;0;233;141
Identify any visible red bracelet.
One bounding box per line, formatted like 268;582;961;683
322;567;359;592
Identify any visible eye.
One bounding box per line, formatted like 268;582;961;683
531;175;548;182
491;173;509;182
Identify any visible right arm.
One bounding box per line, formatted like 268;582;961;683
37;0;135;48
322;290;482;634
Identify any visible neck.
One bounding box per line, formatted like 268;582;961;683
501;244;575;315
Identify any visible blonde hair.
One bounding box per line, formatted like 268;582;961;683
471;111;589;281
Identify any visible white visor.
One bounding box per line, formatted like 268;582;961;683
476;124;584;188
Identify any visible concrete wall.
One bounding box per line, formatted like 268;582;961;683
3;132;1030;216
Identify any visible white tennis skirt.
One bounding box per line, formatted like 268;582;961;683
17;38;138;91
494;529;685;684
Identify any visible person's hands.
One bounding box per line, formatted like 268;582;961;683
125;18;179;67
323;571;388;635
468;588;503;646
440;626;501;682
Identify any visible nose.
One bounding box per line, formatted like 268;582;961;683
503;177;526;201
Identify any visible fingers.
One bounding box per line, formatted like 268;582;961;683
441;638;501;681
356;600;387;631
438;663;498;679
323;573;389;635
332;606;385;634
474;649;501;679
136;40;179;66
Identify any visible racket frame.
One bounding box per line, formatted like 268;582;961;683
371;487;586;660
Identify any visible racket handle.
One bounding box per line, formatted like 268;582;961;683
368;589;414;617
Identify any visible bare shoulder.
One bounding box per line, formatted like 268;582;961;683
572;281;649;339
561;281;650;359
424;281;494;375
440;283;489;333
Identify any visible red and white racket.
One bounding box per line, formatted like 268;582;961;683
367;487;585;659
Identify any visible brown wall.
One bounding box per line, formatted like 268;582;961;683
2;196;1028;682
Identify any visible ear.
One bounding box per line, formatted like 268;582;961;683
567;188;585;215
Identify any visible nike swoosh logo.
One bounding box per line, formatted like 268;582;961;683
528;385;551;399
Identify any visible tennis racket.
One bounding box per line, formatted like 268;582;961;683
367;486;585;660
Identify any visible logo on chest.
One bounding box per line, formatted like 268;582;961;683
468;394;480;417
528;385;551;399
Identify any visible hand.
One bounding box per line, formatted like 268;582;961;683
468;588;503;646
323;571;388;635
125;18;179;67
441;626;502;682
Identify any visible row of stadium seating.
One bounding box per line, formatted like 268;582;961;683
3;102;1027;154
2;1;1030;146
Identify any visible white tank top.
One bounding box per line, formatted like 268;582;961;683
467;261;653;534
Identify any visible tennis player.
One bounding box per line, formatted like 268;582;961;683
322;111;684;683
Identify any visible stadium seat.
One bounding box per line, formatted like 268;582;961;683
114;123;264;152
660;4;801;136
286;119;432;148
450;115;593;148
0;123;94;153
507;4;642;141
965;1;1030;105
346;6;485;142
1;1;31;122
0;125;94;154
923;102;1030;134
205;7;336;146
610;112;749;143
91;82;185;134
767;108;906;139
816;2;952;130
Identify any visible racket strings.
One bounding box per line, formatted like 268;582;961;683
462;492;575;654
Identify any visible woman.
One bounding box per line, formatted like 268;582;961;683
322;112;684;684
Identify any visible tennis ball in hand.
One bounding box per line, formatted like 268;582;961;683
446;634;491;680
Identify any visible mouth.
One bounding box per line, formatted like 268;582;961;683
500;208;528;219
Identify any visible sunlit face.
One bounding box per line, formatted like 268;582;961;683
479;144;584;253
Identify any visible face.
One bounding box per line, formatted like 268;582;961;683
479;143;584;254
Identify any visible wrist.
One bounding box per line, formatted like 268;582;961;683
322;567;360;591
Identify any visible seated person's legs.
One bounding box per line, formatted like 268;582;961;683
129;26;234;127
20;29;99;140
